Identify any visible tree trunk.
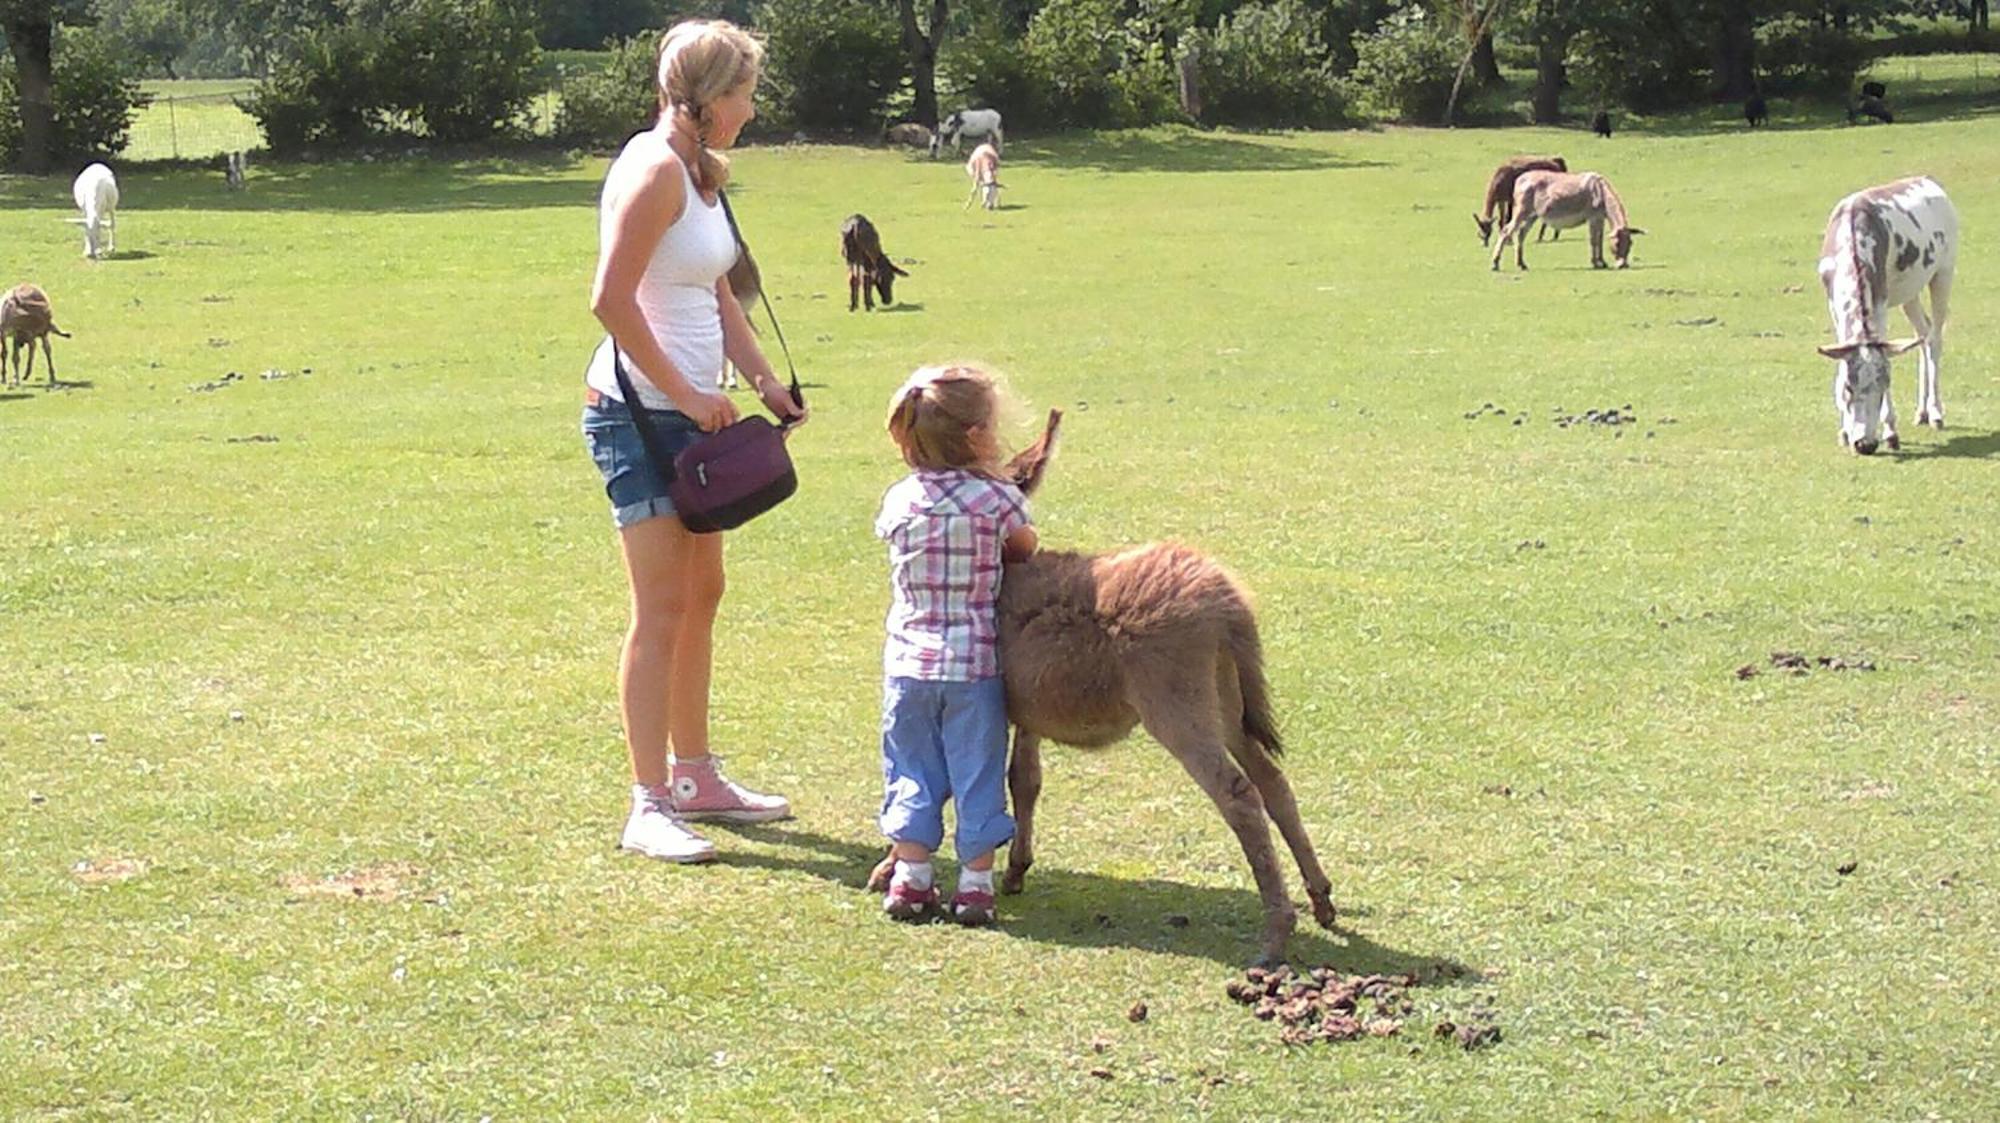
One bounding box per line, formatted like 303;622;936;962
1973;0;1989;33
1533;33;1566;124
1711;0;1757;101
1177;43;1202;122
5;16;55;174
1473;30;1502;86
898;0;948;130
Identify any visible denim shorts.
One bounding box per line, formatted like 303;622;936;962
581;393;703;528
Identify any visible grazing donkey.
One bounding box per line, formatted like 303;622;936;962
870;412;1338;967
71;163;119;260
963;142;1002;211
1490;170;1643;272
1474;155;1567;246
1816;176;1956;455
0;284;72;390
930;108;1003;158
839;214;907;311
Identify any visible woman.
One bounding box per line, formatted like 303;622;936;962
582;20;805;863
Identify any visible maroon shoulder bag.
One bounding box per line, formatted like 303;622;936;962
611;190;805;535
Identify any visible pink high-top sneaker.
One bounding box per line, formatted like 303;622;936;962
668;755;793;823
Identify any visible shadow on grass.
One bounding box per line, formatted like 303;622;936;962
1001;130;1388;175
99;249;157;261
719;822;1474;980
1892;427;2000;461
875;302;925;313
0;151;599;214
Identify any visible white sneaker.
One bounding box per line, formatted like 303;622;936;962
620;786;716;863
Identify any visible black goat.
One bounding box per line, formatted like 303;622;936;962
1591;109;1613;138
1745;94;1768;127
838;214;908;312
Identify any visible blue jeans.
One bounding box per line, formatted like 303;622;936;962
879;676;1015;860
581;393;702;528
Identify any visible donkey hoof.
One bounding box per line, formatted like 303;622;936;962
866;855;897;893
1886;434;1902;451
1000;866;1028;895
1249;951;1287;972
1930;418;1945;431
1308;889;1337;930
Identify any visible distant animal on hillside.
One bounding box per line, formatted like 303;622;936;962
884;122;933;150
1745;94;1769;127
930;108;1003;158
1591;109;1614;138
1490;170;1643;271
1861;80;1887;100
839;214;907;311
71;163;118;260
1474;155;1567;246
1849;94;1894;124
0;284;72;390
1816;176;1956;455
964;142;1002;211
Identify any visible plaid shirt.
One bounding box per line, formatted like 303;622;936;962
876;469;1032;681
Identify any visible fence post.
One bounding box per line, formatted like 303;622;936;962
167;96;179;159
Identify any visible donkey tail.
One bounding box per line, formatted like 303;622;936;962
1228;613;1283;758
48;323;71;338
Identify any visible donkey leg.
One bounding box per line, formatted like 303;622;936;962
1002;728;1042;894
41;337;56;388
1923;273;1951;429
1215;655;1335;931
1903;299;1935;428
1134;674;1297;967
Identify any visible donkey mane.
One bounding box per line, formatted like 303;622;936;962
1595;174;1631;232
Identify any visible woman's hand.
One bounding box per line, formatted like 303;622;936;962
676;388;740;432
757;375;808;428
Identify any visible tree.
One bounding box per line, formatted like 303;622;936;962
101;0;191;77
897;0;946;127
1;1;90;172
1705;0;1757;99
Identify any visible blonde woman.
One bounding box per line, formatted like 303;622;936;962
582;20;806;863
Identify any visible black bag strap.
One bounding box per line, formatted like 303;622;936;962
716;189;804;414
611;345;684;487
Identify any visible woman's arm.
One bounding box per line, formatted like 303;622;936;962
718;276;804;423
590;147;738;431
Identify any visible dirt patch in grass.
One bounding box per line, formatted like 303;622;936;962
72;857;147;884
281;861;421;902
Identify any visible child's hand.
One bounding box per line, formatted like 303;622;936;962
1004;525;1039;562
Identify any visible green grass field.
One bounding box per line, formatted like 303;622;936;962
3;71;1998;1119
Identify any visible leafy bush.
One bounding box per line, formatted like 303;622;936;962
1348;5;1457;123
1023;0;1129;126
375;0;543;142
1759;18;1871;95
241;0;541;151
1565;10;1707;113
755;0;906;131
239;24;383;153
940;14;1051;129
1188;0;1347;128
553;34;660;146
0;25;155;165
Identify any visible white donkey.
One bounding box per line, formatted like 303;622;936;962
1490;170;1642;272
963;142;1001;211
930;108;1002;158
1816;176;1956;455
71;163;119;260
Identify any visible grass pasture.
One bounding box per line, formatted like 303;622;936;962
3;92;1999;1119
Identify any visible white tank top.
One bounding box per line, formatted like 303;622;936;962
585;138;737;410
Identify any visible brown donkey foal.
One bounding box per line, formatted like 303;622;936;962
0;284;72;390
871;412;1338;966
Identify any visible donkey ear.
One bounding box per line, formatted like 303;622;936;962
1884;336;1923;355
1818;342;1859;360
889;261;910;276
